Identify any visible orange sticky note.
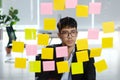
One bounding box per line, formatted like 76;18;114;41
76;5;88;17
24;28;36;40
102;22;115;33
44;18;56;30
29;61;41;72
41;48;53;59
71;62;84;75
90;48;102;58
76;39;88;50
102;37;113;48
76;50;89;62
56;61;69;73
12;41;24;53
14;58;26;68
94;59;108;73
53;0;65;10
37;34;49;46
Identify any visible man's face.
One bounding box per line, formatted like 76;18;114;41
58;27;78;47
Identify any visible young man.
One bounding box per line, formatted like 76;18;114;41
36;17;96;80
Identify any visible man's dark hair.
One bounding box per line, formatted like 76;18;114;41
57;17;77;32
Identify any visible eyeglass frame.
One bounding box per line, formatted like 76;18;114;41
60;30;78;38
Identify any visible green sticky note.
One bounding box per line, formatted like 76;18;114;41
29;61;41;72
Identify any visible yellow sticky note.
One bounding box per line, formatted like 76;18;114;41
53;0;65;10
90;48;102;58
76;5;88;17
24;28;36;40
94;59;108;73
41;48;53;59
102;22;115;33
44;18;56;30
102;37;113;48
14;58;26;68
71;62;84;75
76;50;89;62
56;61;69;74
76;39;88;50
12;41;24;53
29;61;41;72
37;34;49;46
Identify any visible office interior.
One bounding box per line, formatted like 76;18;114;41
0;0;120;80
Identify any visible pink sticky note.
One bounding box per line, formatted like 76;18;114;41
56;46;68;58
65;0;78;8
26;44;38;56
40;3;53;15
89;2;101;14
43;61;55;71
88;28;99;39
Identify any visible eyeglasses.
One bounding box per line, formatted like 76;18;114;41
60;30;77;38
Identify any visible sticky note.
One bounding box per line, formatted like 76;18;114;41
15;58;26;68
71;62;84;75
44;18;56;30
29;61;41;72
40;3;53;15
53;0;65;10
76;39;88;50
102;37;113;48
43;61;55;71
37;34;49;46
89;2;101;14
24;28;36;40
65;0;77;8
26;44;37;56
56;61;69;73
76;50;89;62
94;59;108;73
41;48;53;59
90;48;102;58
12;41;24;53
76;5;88;17
102;22;115;33
56;46;68;58
88;28;99;39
